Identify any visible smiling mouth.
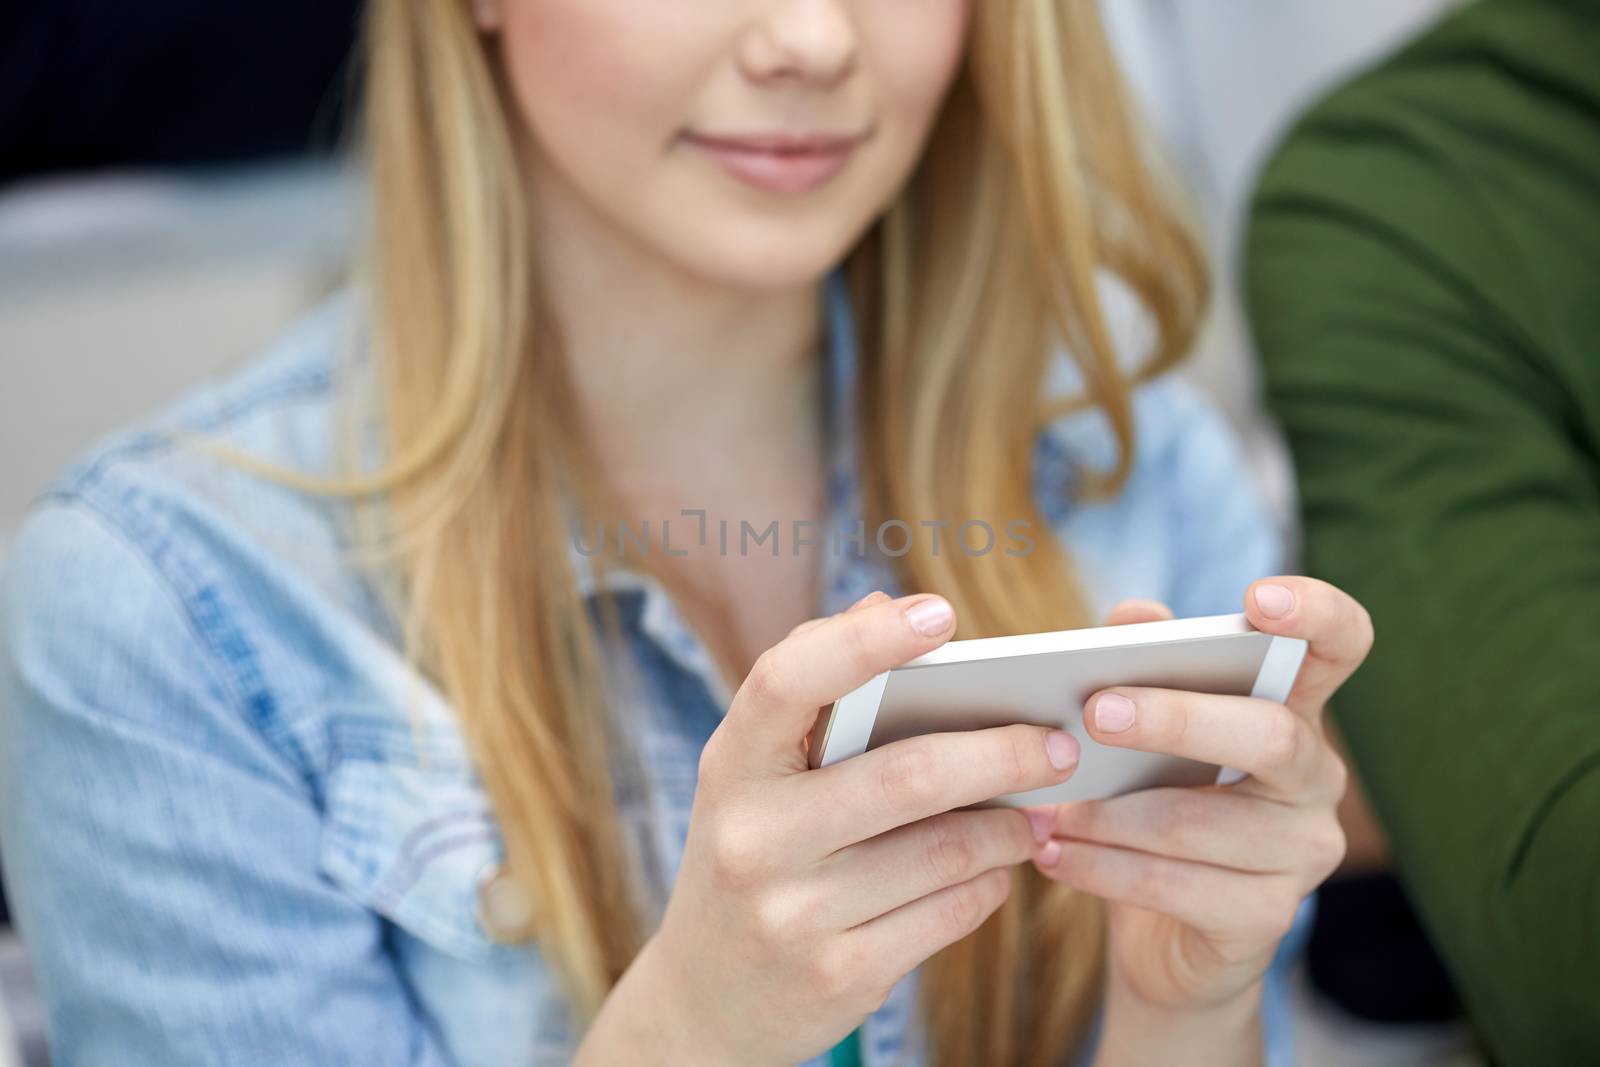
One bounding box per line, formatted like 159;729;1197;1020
680;126;872;195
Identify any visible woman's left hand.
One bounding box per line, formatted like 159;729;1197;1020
1029;576;1372;1019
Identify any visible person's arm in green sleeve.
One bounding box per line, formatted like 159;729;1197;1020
1243;8;1600;1063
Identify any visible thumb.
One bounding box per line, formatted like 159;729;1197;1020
718;593;958;776
785;589;891;642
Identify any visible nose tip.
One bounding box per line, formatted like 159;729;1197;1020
740;0;859;87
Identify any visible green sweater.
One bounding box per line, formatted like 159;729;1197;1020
1245;1;1600;1063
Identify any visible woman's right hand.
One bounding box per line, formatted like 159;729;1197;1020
580;591;1082;1066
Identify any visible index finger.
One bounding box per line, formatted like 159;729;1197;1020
799;723;1082;850
1244;576;1375;719
718;593;959;775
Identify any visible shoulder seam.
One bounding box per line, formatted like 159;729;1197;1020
60;364;334;504
23;495;237;709
33;482;315;787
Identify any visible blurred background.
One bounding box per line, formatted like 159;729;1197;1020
0;1;1476;1064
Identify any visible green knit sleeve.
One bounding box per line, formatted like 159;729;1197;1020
1244;5;1600;1063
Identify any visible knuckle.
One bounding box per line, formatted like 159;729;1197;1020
838;614;877;677
705;819;771;890
750;889;805;952
878;745;938;813
1351;601;1377;658
695;736;727;791
1325;751;1351;801
1262;708;1302;770
922;816;978;886
940;880;986;937
995;728;1033;788
808;940;866;1005
1311;819;1348;878
745;648;795;709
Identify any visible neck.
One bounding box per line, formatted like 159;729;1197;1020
531;163;827;512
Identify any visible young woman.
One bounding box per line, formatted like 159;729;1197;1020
0;1;1369;1065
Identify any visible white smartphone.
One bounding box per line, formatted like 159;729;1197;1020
806;612;1307;808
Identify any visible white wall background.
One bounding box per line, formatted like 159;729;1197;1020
1109;0;1461;235
0;163;355;559
1102;0;1464;429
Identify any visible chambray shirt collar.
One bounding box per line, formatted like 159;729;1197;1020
562;266;903;714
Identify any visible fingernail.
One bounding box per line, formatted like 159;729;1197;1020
1038;839;1062;868
1094;693;1136;733
1025;808;1054;845
1045;730;1079;771
1255;583;1295;619
904;596;954;637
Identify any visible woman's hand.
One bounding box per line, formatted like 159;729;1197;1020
578;591;1080;1067
1029;577;1371;1060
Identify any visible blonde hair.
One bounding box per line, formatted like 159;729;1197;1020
356;1;1208;1064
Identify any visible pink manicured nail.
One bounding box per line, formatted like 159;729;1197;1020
1094;693;1136;733
904;596;954;637
1255;583;1295;619
1045;730;1079;771
1025;808;1054;845
1038;839;1062;868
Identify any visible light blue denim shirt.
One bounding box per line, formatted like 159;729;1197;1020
0;268;1309;1067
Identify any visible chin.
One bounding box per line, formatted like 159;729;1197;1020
671;218;866;294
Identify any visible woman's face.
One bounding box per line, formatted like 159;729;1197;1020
477;0;971;290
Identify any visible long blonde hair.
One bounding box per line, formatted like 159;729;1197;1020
357;2;1208;1064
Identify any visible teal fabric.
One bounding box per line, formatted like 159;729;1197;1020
827;1027;864;1067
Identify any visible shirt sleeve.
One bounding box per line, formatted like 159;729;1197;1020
0;499;453;1067
1245;77;1600;1065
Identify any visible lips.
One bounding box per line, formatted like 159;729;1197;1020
681;127;869;195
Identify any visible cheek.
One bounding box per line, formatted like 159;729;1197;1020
862;0;970;137
496;2;700;170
